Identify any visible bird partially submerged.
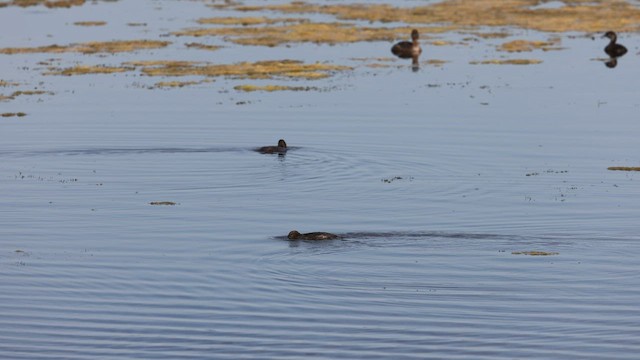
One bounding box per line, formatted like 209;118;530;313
287;230;339;240
256;139;287;154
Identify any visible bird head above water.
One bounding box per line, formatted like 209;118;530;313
411;29;420;41
602;31;618;41
277;139;287;148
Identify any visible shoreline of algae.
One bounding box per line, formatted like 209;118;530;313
230;1;640;34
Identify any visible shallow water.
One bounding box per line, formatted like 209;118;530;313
1;1;640;359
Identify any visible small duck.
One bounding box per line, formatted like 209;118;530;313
288;230;339;240
391;29;422;59
256;139;287;154
603;31;627;58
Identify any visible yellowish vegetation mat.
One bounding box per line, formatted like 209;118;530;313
0;40;170;55
46;60;351;82
129;59;351;80
232;0;640;33
499;38;563;52
234;84;316;92
46;65;134;76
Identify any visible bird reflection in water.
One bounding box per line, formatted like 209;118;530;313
602;31;627;69
391;29;422;72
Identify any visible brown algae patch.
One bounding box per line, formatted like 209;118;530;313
1;112;27;117
608;166;640;171
0;0;85;8
46;65;133;76
499;39;562;52
0;40;170;55
470;59;543;65
512;251;559;256
232;1;640;33
234;84;317;92
74;21;107;27
185;43;222;51
173;23;440;46
153;79;214;88
196;16;308;26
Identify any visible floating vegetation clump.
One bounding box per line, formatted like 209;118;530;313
150;201;177;206
512;251;559;256
232;0;640;33
196;16;308;26
1;90;51;101
499;39;562;52
173;23;444;47
74;21;107;27
234;84;316;92
153;79;214;88
470;59;543;65
46;65;134;76
185;43;222;51
608;166;640;171
0;40;170;55
0;80;20;87
425;59;448;66
0;0;85;8
133;59;351;80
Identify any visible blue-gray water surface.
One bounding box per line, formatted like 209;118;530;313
1;1;640;359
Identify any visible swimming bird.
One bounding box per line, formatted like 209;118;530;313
288;230;339;240
256;139;287;154
391;29;422;59
603;31;627;58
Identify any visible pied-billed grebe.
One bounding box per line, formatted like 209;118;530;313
603;31;627;58
391;29;422;59
256;139;287;154
288;230;339;240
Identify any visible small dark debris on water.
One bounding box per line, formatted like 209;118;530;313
382;176;413;183
526;169;568;176
512;251;559;256
150;201;177;206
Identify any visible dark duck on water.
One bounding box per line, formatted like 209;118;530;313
256;139;287;154
391;29;422;59
603;31;627;58
288;230;339;240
